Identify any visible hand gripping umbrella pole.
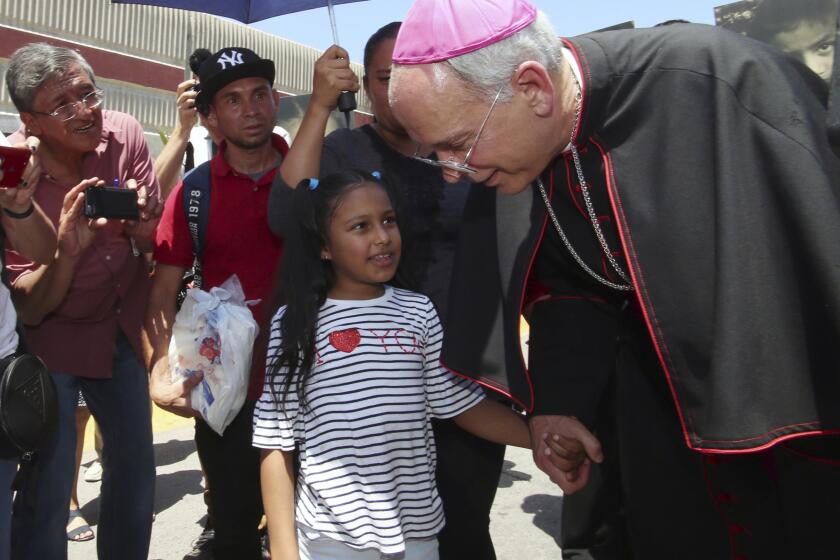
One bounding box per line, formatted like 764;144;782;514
326;0;357;124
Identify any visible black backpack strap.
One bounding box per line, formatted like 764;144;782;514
181;161;212;290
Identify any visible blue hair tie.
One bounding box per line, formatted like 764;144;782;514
371;171;382;181
307;178;319;191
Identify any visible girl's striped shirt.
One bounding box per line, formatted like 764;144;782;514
253;286;484;555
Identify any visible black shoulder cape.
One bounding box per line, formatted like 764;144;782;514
442;24;840;452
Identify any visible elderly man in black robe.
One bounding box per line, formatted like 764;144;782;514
388;0;840;558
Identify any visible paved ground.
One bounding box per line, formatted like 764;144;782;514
69;410;564;559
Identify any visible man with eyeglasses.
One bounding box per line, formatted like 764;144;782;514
389;0;840;558
4;43;161;559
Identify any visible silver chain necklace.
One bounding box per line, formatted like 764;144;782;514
535;82;634;292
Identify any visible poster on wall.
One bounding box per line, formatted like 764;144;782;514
715;0;839;84
716;0;840;149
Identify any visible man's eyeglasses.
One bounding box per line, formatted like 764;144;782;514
33;89;105;122
412;86;504;176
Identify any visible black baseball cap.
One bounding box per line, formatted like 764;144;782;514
194;47;275;115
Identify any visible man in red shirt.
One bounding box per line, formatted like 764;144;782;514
146;47;287;559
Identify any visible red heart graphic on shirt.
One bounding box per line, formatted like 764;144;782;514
329;328;361;353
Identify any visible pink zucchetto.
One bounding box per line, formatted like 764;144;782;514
392;0;538;65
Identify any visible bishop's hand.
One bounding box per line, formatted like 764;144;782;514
529;414;603;494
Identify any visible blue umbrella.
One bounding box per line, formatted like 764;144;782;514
112;0;368;115
111;1;367;27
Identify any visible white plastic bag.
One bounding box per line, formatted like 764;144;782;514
168;274;259;435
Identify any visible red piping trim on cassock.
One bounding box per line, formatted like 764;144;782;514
514;184;553;413
703;428;840;454
594;136;698;451
563;35;699;449
558;36;840;454
701;456;743;559
440;359;528;411
561;37;696;448
592;137;840;454
564;157;587;218
779;440;840;467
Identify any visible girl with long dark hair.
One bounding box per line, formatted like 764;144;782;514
254;170;531;560
268;23;512;560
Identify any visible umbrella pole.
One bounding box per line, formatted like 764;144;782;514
327;0;340;46
185;11;195;80
327;0;354;128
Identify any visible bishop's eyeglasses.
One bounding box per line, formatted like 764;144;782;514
412;86;504;175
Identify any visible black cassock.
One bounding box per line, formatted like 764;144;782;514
442;24;840;558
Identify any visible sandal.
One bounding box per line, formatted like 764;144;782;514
67;508;94;542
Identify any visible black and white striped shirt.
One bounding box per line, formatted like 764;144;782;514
253;286;484;554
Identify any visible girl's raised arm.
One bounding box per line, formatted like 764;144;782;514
261;449;300;560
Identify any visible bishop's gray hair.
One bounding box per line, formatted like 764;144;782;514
6;43;96;113
444;11;563;102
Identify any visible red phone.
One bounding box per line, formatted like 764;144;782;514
0;146;30;188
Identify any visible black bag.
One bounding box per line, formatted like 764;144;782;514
0;353;57;459
0;225;58;460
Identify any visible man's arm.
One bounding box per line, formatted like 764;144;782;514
268;46;357;239
12;178;105;325
12;253;76;326
123;179;163;254
526;298;616;494
278;45;358;189
154;80;199;199
2;202;56;266
144;262;201;416
121;114;163;253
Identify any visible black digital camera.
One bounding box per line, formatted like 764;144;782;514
84;186;139;220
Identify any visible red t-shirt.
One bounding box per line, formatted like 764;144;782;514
154;134;287;399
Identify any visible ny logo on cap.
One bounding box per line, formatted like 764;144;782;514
217;50;244;69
